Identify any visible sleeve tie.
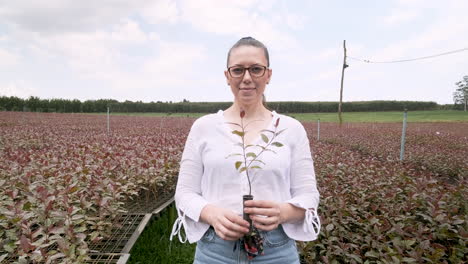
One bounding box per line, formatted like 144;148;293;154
303;208;321;236
170;208;187;243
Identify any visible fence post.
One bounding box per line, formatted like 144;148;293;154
107;107;110;136
317;119;320;141
160;116;164;134
400;109;407;161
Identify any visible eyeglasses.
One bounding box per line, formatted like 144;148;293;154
227;65;268;78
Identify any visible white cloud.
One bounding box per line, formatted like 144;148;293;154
23;18;160;81
381;0;444;27
311;69;339;81
141;0;180;24
180;0;257;35
0;1;136;33
0;48;20;68
179;0;299;50
142;42;205;76
0;80;37;98
285;13;307;30
111;19;159;44
69;40;208;101
383;9;419;26
316;48;341;61
374;1;468;61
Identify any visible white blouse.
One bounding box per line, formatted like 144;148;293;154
170;110;320;243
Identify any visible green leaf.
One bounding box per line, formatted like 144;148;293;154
402;239;416;247
49;253;65;262
3;242;15;253
235;161;242;170
225;153;242;159
275;128;287;136
226;122;241;127
364;250;379;258
239;167;247;173
261;134;269;143
89;231;100;241
23;202;32;211
72;214;85;220
271;142;283;147
369;217;379;225
246;152;257;158
250;166;262;170
260;129;275;134
264;149;277;154
232;130;245;137
402;257;417;263
326;224;334;231
69;186;79;193
255;144;266;150
0;254;8;263
69;244;76;258
74;226;87;233
18;256;28;264
346;254;362;263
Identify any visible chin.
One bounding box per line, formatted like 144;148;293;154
238;97;260;105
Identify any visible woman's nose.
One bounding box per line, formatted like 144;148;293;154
242;69;252;83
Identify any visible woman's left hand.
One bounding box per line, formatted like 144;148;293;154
243;200;283;231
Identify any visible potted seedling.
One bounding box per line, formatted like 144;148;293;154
226;110;285;259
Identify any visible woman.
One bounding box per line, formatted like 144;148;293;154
170;37;320;263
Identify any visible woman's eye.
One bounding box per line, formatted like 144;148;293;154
232;68;244;74
250;67;263;74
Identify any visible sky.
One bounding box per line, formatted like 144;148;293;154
0;0;467;104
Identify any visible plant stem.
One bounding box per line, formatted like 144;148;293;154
240;117;252;195
246;127;278;169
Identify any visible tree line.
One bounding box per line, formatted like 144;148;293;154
0;96;460;113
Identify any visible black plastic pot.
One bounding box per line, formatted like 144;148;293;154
243;194;253;227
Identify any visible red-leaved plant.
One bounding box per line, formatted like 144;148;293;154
227;110;285;196
226;109;285;260
0;112;184;263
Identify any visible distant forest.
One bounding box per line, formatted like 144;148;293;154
0;96;461;113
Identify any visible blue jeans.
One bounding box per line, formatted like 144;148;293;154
193;225;300;264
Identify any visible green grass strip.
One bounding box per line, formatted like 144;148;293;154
128;205;196;264
289;110;468;122
101;110;467;123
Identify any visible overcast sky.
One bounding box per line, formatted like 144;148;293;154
1;0;467;104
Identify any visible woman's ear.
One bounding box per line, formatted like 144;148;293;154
224;70;230;85
266;68;272;84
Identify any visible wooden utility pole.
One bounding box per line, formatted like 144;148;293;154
338;40;348;125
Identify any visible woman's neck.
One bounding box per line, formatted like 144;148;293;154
226;100;270;120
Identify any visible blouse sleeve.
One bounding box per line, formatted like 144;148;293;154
282;122;321;241
170;120;209;243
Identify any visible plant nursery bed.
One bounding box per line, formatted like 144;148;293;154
87;253;130;264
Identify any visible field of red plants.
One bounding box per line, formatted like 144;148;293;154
0;112;190;263
301;122;467;263
0;112;466;263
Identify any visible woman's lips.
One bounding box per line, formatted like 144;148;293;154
239;88;256;90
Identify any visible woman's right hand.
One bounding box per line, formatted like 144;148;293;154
200;204;250;241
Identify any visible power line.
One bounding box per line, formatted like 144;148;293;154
347;47;468;64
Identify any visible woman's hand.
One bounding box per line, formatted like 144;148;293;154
200;204;250;241
244;200;306;231
243;200;282;231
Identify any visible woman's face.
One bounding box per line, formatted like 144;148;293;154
224;46;272;107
